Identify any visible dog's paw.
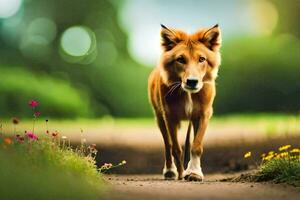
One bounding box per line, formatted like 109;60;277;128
164;171;177;180
183;154;204;182
163;162;177;180
184;173;204;182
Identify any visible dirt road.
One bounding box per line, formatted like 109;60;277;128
103;174;300;200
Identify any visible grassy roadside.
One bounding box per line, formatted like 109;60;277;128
1;113;299;138
0;99;106;200
231;145;300;187
0;134;105;200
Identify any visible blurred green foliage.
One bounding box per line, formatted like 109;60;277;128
216;35;300;114
0;137;104;200
0;67;92;117
0;0;151;118
0;0;299;118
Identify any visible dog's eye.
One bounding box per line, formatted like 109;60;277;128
176;56;186;64
199;56;206;63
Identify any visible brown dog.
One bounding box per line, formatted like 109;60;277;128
148;24;222;181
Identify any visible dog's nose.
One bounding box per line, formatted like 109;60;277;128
186;77;199;88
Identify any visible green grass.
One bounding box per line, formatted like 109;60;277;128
2;113;299;138
243;145;300;186
0;135;105;200
212;113;300;136
0;67;92;118
257;157;300;186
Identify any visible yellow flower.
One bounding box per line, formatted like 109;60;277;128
263;154;274;161
279;145;291;151
268;151;275;155
279;152;288;158
290;148;300;153
121;160;127;165
244;151;251;158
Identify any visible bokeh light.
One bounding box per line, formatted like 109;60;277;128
0;13;24;47
248;0;278;36
60;26;97;64
26;18;57;45
0;0;22;18
19;18;57;60
61;26;92;57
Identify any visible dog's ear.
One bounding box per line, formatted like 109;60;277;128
160;24;182;51
200;24;222;51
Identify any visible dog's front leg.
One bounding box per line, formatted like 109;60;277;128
164;116;184;180
184;108;212;181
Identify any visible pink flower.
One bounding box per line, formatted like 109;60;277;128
29;100;39;108
26;132;38;140
16;134;25;143
102;163;113;169
34;111;41;117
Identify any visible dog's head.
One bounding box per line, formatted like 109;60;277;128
159;24;222;93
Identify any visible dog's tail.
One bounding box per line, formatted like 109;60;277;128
184;120;192;169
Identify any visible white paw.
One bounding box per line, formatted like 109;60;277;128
163;162;178;180
183;154;204;181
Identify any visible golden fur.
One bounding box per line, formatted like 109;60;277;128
148;24;222;181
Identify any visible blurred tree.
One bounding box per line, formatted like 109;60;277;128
0;0;152;118
215;36;300;114
272;0;300;37
0;0;299;118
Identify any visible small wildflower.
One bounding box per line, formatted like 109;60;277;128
52;131;59;137
29;100;39;108
26;132;38;140
244;151;251;158
279;152;288;158
279;145;291;151
268;151;275;155
290;148;300;153
12;117;20;125
34;111;41;117
88;144;97;151
121;160;127;165
61;136;67;140
4;138;12;145
88;144;98;155
16;134;25;143
263;154;274;161
102;163;113;169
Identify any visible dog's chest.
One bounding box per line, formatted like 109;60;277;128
166;93;201;119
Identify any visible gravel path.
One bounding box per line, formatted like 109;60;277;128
102;174;300;200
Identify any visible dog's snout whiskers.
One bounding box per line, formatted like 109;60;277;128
165;82;181;99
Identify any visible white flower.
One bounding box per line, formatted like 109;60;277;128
61;136;67;140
